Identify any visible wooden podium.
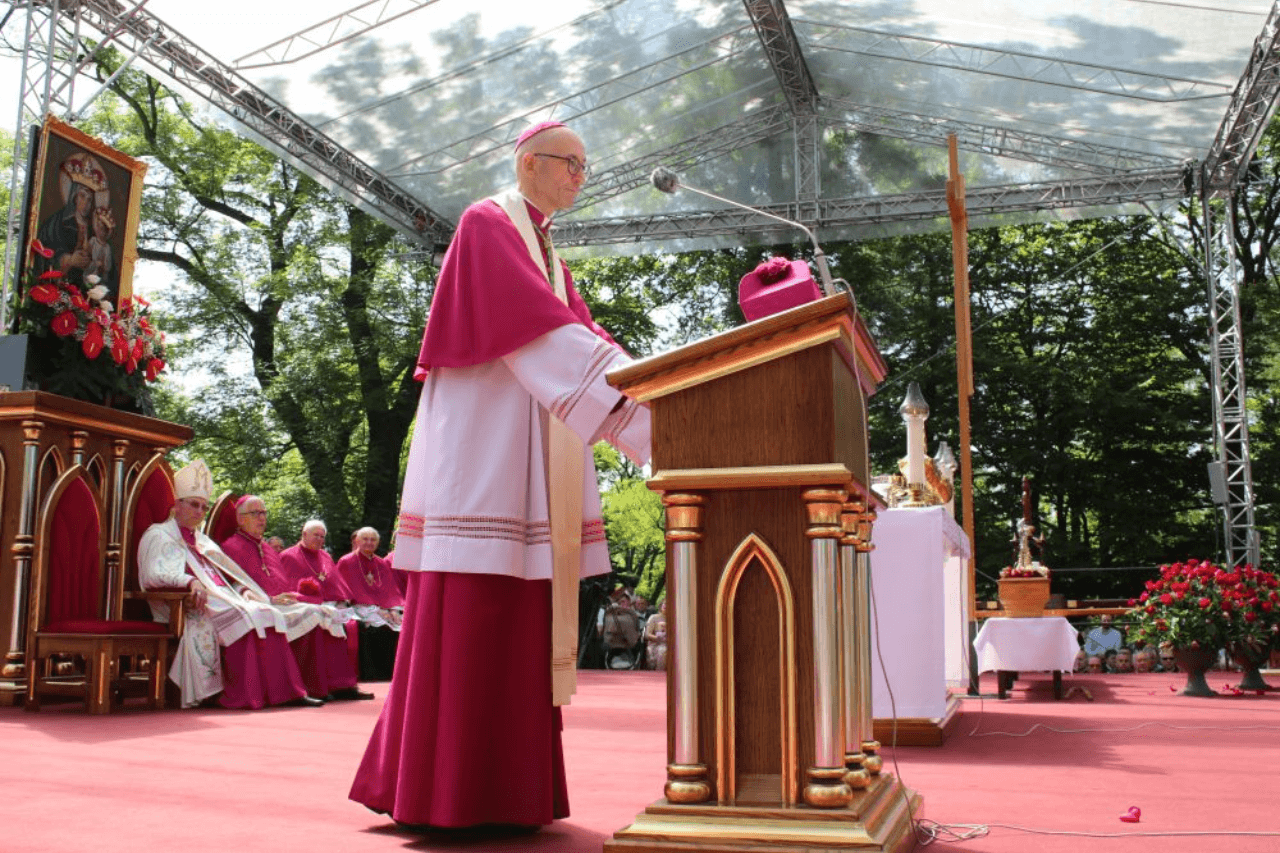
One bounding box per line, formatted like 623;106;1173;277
605;294;920;853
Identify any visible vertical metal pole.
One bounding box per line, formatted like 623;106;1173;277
1199;185;1257;567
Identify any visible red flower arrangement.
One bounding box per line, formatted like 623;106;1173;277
1126;559;1280;652
17;239;167;409
1000;564;1049;579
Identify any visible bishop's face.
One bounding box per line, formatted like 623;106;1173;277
237;499;268;538
355;531;380;557
519;129;588;216
173;496;208;531
302;526;327;550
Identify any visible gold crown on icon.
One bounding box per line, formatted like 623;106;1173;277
62;157;107;193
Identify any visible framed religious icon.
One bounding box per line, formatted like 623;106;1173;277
20;114;148;306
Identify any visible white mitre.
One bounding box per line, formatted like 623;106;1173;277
173;459;212;501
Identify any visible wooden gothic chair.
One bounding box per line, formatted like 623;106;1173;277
25;465;173;713
119;458;191;701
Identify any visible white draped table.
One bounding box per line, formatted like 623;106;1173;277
972;616;1079;699
869;506;970;744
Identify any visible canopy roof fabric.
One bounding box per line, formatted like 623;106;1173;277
59;1;1280;249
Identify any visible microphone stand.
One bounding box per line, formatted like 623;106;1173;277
652;171;840;299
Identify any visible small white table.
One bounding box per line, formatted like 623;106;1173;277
973;616;1079;699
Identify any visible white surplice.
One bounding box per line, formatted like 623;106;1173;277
393;321;651;581
138;517;343;708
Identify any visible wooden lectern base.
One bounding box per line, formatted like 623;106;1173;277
604;774;921;853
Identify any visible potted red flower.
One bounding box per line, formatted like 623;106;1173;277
14;239;168;413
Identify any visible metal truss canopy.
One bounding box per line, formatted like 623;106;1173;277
6;0;1280;567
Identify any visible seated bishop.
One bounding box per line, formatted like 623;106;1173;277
280;519;353;604
220;495;373;701
137;460;326;710
336;527;404;681
336;527;405;626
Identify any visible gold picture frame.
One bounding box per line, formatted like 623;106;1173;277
21;114;148;305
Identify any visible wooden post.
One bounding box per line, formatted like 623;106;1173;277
946;134;977;620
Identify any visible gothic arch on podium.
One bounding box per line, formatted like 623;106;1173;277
714;532;799;807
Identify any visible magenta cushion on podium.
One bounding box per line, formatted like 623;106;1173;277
738;258;821;322
43;619;170;635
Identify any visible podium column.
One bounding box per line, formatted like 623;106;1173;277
802;487;852;808
664;492;711;804
855;502;883;776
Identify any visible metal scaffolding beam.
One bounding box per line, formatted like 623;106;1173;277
743;0;818;116
1;0;86;331
558;166;1191;246
743;1;820;218
384;23;761;178
1200;193;1258;567
73;0;454;246
233;0;441;69
574;104;794;212
800;19;1234;103
1203;3;1280;193
821;97;1182;175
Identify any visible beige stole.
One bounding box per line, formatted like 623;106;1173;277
493;189;584;706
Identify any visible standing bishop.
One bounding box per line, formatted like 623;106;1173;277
221;496;374;701
349;121;650;828
137;461;325;709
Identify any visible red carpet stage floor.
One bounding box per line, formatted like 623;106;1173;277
2;670;1279;852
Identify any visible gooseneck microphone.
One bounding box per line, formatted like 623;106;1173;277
650;167;838;297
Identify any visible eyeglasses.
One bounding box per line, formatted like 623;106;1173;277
240;510;267;517
534;153;591;178
179;498;209;513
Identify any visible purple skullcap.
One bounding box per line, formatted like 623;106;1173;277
516;121;567;149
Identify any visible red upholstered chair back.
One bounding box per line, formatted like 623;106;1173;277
45;476;103;625
205;491;240;546
128;467;176;584
119;463;176;621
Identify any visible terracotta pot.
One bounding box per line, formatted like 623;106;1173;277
1172;647;1218;697
998;577;1050;618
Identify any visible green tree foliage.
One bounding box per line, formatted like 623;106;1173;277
842;218;1217;600
80;64;430;550
594;444;665;602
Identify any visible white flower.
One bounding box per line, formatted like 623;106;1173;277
98;300;113;314
86;285;108;301
85;274;101;286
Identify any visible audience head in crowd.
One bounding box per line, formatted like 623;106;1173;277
1113;648;1134;673
1073;649;1087;673
1087;655;1104;673
1134;648;1157;673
